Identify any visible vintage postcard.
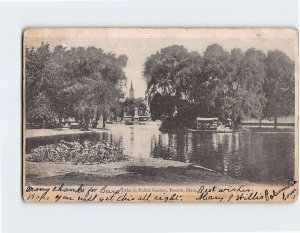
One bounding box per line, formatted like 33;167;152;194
23;28;298;203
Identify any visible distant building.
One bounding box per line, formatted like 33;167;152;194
129;80;134;99
122;81;151;123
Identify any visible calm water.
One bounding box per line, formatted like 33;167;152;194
103;124;295;184
27;124;295;184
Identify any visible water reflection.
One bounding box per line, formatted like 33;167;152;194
105;124;294;184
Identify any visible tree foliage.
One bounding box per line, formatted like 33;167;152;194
122;98;147;117
144;45;203;99
263;50;295;128
144;44;295;128
25;43;128;129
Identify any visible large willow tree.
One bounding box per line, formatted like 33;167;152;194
143;45;203;119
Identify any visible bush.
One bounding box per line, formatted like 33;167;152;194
28;140;129;164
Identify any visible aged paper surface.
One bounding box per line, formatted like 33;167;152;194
23;28;298;203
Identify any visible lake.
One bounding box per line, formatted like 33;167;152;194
104;124;295;184
26;123;295;184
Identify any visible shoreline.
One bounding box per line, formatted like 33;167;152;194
26;157;245;186
25;128;107;139
25;124;295;140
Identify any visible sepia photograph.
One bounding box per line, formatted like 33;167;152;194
2;0;300;232
23;28;298;202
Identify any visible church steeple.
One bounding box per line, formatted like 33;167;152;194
129;80;134;99
130;80;133;90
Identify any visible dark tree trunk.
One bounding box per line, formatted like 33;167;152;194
102;115;106;128
42;115;47;128
274;116;278;129
84;116;90;130
83;109;90;130
79;116;83;128
92;110;100;128
58;116;62;128
39;118;44;128
259;119;262;128
274;81;279;129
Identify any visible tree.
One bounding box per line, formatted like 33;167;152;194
219;48;266;125
66;48;127;129
144;45;203;125
263;50;295;128
92;78;124;128
122;98;147;117
144;45;203;99
192;44;231;117
149;93;179;120
149;93;163;120
191;45;267;126
25;42;57;126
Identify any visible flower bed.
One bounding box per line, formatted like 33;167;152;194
27;140;129;164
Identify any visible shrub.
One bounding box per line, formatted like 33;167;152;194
28;140;129;164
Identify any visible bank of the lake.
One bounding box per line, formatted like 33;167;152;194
26;157;241;186
25;128;107;138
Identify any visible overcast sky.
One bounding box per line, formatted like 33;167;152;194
26;37;295;98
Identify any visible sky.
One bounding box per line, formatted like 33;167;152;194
25;34;296;98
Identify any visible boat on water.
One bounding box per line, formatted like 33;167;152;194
185;117;234;133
